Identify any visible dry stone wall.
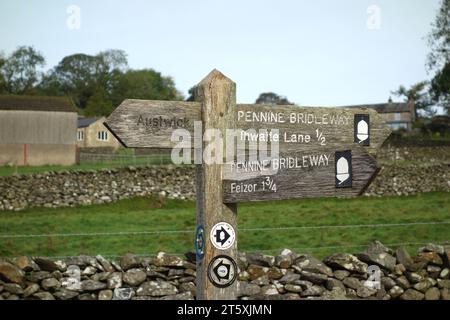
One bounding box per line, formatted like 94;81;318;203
364;163;449;197
0;241;449;300
377;146;450;163
0;147;449;211
0;166;196;211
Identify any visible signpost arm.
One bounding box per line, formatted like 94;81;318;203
195;69;238;300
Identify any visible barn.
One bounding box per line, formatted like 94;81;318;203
0;95;77;166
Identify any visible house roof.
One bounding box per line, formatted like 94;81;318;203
78;117;100;128
0;95;77;113
339;102;411;113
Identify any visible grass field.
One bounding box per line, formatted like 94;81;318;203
0;155;173;177
0;192;449;259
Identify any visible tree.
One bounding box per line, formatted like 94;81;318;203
97;50;128;73
430;62;450;110
391;82;434;118
84;86;113;117
96;49;128;93
111;69;183;107
255;92;293;105
0;46;45;94
427;0;450;112
46;53;99;109
41;50;128;110
0;53;5;92
40;49;184;116
427;0;450;71
186;86;195;101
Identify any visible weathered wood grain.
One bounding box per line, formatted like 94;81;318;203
222;144;379;203
195;70;238;300
105;101;391;155
235;104;391;155
104;99;201;148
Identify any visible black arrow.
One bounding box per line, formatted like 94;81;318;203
214;226;231;246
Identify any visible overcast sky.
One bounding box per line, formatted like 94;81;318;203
0;0;441;106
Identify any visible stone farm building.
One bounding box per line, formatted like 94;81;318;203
77;117;121;149
342;101;415;131
0;95;77;166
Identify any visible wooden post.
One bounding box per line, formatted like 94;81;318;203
195;69;238;300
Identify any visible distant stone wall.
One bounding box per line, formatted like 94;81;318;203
0;147;449;211
0;241;449;300
0;166;195;211
377;146;450;163
366;146;450;196
364;163;450;197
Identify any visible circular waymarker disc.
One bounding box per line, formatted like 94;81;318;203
195;225;205;260
207;255;237;288
210;222;236;250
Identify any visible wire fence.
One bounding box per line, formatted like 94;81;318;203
1;220;449;259
1;220;449;239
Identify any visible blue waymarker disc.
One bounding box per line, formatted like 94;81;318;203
195;225;205;260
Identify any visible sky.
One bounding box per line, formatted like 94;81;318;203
0;0;442;106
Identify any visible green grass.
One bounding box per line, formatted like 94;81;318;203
0;163;139;176
0;192;449;259
0;156;173;177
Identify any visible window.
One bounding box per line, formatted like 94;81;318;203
77;130;84;141
97;131;108;141
394;113;402;121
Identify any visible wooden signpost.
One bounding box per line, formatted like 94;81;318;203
105;69;391;300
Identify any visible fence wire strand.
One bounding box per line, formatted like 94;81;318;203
1;220;449;239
